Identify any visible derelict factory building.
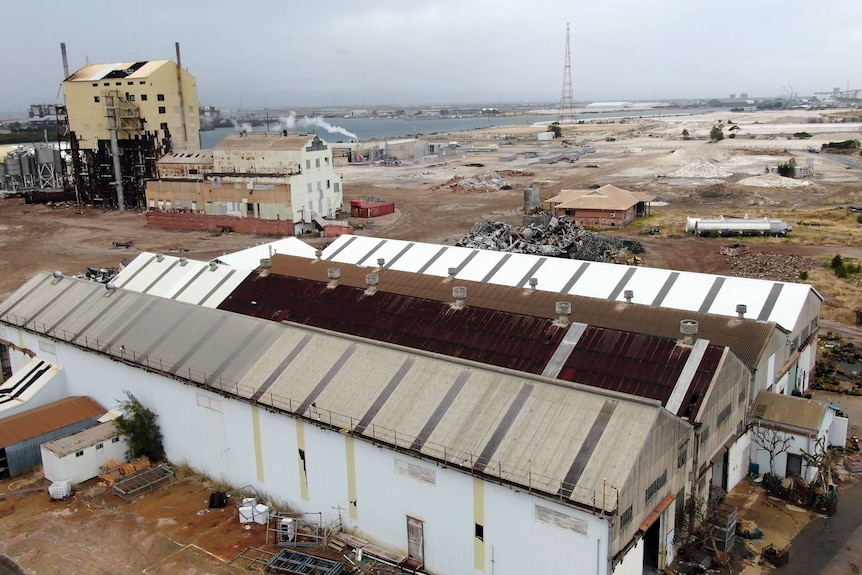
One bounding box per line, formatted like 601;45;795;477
62;56;199;208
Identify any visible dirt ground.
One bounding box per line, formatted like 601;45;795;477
0;470;270;574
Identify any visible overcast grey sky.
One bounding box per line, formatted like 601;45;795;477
2;0;859;113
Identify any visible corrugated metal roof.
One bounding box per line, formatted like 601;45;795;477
750;392;827;433
249;255;773;371
0;274;676;510
308;235;818;333
41;420;120;457
0;396;104;448
0;358;62;414
65;60;170;82
214;238;318;268
547;185;655;210
215;134;316;151
219;257;726;418
157;150;214;165
112;254;251;307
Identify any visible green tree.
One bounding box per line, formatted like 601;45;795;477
681;128;690;140
115;392;166;461
710;123;724;142
548;122;562;138
776;158;797;178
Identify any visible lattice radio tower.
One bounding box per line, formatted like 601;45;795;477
558;23;577;125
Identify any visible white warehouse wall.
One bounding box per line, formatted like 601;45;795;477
14;330;616;575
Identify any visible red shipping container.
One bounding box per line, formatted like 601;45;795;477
351;202;395;218
324;225;354;238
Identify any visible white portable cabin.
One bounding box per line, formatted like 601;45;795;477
41;420;127;484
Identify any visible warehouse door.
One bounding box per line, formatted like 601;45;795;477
0;448;9;480
407;517;424;564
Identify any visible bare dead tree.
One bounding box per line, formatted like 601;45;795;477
751;426;794;476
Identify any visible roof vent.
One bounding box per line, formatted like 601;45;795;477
623;289;633;304
736;304;747;319
365;273;379;295
327;267;341;288
314;249;323;261
105;282;117;296
260;257;272;269
680;319;699;344
528;277;538;290
447;267;458;280
156;253;164;262
209;261;218;272
179;257;188;266
555;301;572;327
51;270;62;283
376;257;385;269
452;286;467;309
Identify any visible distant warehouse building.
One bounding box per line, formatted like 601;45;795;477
145;133;345;235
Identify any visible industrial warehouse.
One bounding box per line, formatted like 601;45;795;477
0;231;832;574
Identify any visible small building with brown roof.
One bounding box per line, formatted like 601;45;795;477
546;185;654;227
0;396;105;479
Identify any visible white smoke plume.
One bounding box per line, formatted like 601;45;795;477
279;111;359;141
230;118;254;132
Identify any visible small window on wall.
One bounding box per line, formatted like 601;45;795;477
96;443;104;450
474;523;484;541
111;437;120;444
75;450;84;457
141;94;148;101
158;106;166;114
306;159;311;169
315;158;320;168
157;94;165;101
128;94;135;102
93;96;101;103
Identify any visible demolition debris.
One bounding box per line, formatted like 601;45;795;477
727;251;822;282
431;170;534;194
456;217;645;262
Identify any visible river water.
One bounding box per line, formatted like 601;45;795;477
200;108;713;148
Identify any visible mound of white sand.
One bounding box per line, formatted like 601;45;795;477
737;173;812;188
668;158;732;178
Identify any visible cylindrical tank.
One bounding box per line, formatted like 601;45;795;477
36;145;54;164
4;153;21;177
523;186;541;210
19;151;35;176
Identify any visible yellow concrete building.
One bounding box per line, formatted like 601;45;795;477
63;60;200;152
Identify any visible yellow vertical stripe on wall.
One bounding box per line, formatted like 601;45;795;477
251;405;265;481
345;436;358;520
473;477;485;571
296;419;309;500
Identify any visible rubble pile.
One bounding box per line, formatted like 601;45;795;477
668;159;732;178
433;171;514;193
728;251;822;282
456;217;644;261
737;173;812;188
79;266;120;284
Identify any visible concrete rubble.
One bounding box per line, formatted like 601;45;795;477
432;170;534;194
456;217;645;261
